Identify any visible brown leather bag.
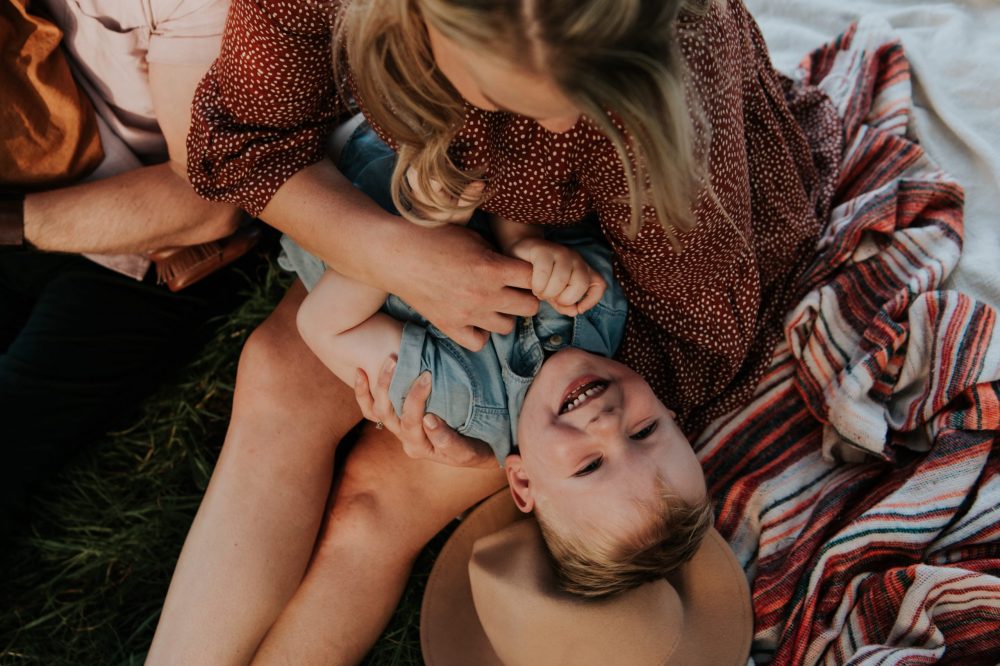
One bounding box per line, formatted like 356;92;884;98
0;0;103;187
150;223;264;292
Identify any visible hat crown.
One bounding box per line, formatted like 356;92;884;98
469;520;683;666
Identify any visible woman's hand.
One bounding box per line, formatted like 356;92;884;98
354;357;498;470
377;173;539;351
263;161;539;352
381;221;540;351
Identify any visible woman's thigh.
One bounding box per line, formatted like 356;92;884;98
247;326;507;664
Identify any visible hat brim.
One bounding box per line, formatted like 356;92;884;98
420;488;753;666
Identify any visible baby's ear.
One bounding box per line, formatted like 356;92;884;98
504;454;534;513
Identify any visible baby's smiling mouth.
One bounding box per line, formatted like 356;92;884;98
559;380;610;414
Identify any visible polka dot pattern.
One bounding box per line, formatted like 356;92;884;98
188;0;842;435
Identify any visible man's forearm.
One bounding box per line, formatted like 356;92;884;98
24;163;241;254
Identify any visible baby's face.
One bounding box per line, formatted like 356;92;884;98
507;349;706;540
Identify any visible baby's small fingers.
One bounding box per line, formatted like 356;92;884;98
553;271;591;307
549;301;581;317
539;262;572;301
530;258;555;297
575;275;606;313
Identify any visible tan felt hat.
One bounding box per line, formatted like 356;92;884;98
421;489;753;666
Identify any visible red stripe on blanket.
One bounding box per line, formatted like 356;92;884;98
697;18;1000;665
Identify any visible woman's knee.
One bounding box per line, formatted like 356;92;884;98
223;285;360;464
235;284;353;410
316;451;430;561
236;311;296;393
314;429;506;561
307;489;431;589
237;282;305;383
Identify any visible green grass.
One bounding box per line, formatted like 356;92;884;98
0;260;432;665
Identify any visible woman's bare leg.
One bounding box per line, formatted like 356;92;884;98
251;419;506;664
148;282;362;665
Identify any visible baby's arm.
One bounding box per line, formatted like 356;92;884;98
296;268;403;388
490;216;605;316
302;267;499;470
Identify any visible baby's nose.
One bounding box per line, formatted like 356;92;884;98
588;404;620;432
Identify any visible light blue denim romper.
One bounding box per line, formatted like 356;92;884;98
279;125;627;464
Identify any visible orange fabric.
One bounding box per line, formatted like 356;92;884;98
0;0;103;187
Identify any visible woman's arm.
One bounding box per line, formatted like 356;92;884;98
188;0;538;350
270;165;542;354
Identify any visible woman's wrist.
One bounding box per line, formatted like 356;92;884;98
0;191;25;246
364;216;422;293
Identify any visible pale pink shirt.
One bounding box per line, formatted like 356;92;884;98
36;0;230;277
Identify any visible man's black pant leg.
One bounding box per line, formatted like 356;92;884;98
0;248;249;529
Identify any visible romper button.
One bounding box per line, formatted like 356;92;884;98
548;334;563;346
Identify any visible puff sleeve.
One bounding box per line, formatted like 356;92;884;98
186;0;344;215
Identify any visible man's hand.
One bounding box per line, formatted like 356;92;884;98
354;357;498;470
507;237;606;316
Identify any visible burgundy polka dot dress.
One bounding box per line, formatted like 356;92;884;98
188;0;843;436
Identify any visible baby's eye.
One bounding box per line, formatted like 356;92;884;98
629;422;658;440
574;456;603;477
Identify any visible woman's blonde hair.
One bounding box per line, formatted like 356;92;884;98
335;0;712;244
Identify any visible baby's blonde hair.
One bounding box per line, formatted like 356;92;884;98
535;487;714;599
334;0;714;246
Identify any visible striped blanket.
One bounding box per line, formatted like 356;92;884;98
698;19;1000;665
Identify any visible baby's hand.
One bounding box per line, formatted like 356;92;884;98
508;237;605;316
